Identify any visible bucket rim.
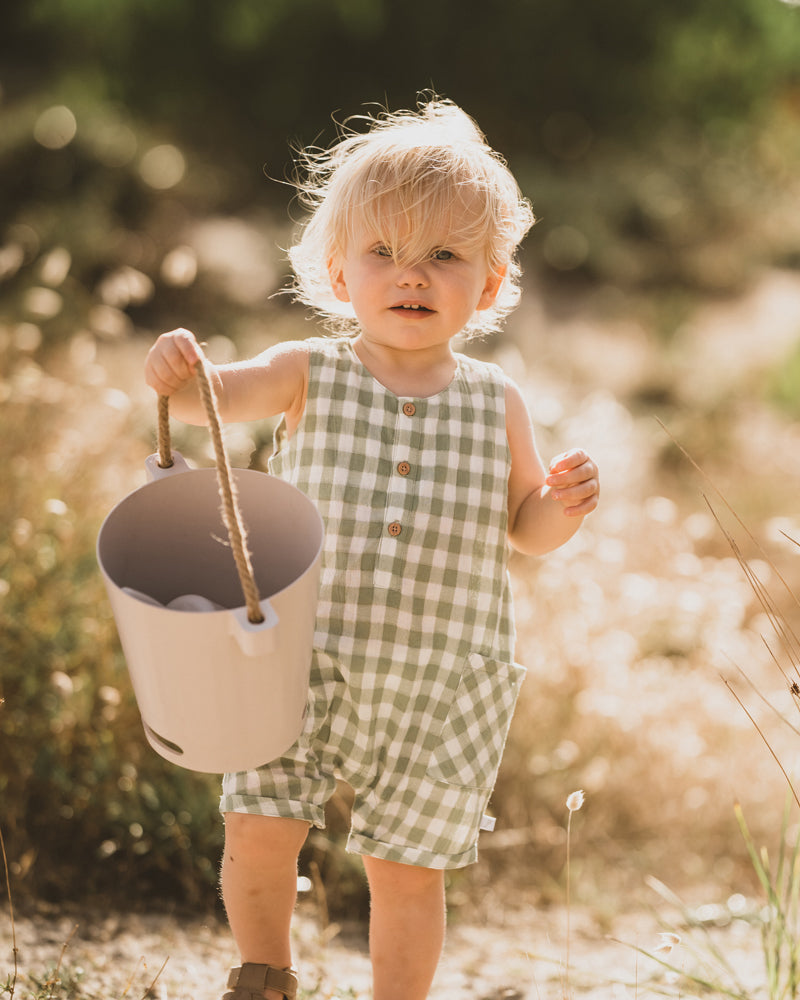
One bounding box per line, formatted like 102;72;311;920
97;466;325;610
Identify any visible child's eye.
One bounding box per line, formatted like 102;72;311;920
373;245;393;258
431;249;455;261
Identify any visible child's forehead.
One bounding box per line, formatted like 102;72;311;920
358;213;467;246
345;186;491;251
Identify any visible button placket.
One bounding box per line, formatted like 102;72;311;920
382;398;420;542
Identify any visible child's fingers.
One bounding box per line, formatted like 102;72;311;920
550;478;600;515
164;328;204;372
546;450;597;487
562;493;600;517
547;448;590;476
145;329;204;395
546;447;599;516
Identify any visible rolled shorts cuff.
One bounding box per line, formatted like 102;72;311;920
219;790;326;830
346;830;478;870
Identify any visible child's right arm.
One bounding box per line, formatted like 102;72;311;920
144;328;309;431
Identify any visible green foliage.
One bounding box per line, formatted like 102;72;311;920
649;0;800;120
628;803;800;999
0;381;223;908
3;0;799;306
3;0;800;178
736;799;800;998
2;961;88;1000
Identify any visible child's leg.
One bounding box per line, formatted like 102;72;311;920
362;856;446;1000
221;813;310;999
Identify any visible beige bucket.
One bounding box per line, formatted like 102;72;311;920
96;359;323;773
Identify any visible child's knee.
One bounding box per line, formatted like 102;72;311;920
363;856;445;897
223;812;309;862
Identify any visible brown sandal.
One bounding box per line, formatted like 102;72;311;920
223;964;299;1000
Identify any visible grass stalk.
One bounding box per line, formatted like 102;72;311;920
734;798;800;999
651;421;800;998
722;679;800;812
1;823;17;1000
140;957;169;1000
656;416;800;621
46;927;77;1000
643;877;750;995
564;790;584;996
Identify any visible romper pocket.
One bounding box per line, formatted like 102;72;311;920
428;653;527;791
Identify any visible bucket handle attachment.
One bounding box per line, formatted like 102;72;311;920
157;356;265;626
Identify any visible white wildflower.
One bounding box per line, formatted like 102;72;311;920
566;789;585;812
654;932;681;956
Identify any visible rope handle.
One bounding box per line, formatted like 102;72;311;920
157;358;265;625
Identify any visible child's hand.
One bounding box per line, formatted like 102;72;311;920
145;328;205;397
545;449;599;518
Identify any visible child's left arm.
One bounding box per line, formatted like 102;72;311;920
505;378;599;556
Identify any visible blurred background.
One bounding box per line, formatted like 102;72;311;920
2;0;800;926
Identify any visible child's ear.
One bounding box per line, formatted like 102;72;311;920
477;265;506;311
327;257;350;303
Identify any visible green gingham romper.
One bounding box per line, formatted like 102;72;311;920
220;336;526;868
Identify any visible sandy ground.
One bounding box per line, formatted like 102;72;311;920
5;897;769;1000
5;903;639;1000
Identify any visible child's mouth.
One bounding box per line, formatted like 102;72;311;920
392;304;433;313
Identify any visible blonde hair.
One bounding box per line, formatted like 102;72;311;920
288;99;535;337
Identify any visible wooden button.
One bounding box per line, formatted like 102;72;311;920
397;461;411;476
387;521;402;537
402;402;416;417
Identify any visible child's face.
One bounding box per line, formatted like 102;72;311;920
328;220;504;355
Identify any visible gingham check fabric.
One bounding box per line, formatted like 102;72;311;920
221;337;526;868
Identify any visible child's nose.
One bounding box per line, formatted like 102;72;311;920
396;262;429;287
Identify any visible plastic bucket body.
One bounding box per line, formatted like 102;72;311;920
97;456;323;773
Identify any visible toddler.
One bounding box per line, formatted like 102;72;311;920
145;98;599;1000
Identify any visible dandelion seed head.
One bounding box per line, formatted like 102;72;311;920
566;790;585;812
